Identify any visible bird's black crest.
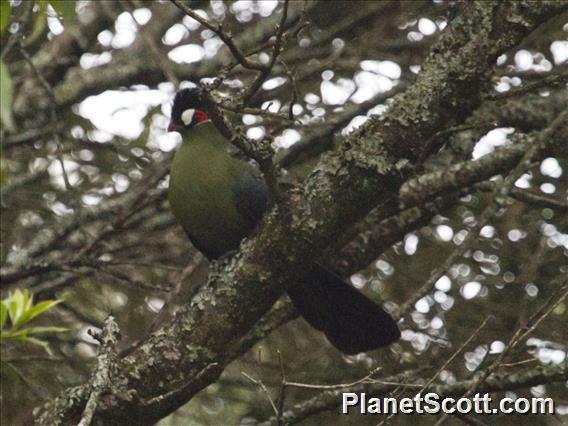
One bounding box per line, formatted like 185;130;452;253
171;88;203;123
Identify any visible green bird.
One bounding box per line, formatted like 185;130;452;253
167;88;400;354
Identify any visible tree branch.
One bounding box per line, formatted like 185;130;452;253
34;2;567;424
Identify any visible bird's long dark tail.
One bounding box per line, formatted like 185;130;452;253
286;264;400;354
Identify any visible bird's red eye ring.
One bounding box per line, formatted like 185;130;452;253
194;110;209;124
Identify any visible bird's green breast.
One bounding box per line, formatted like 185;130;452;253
168;121;255;258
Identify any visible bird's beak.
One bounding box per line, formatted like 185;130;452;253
167;122;182;133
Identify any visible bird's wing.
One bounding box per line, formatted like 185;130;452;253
232;165;269;229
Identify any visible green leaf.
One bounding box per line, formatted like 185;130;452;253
1;326;67;342
24;336;53;355
1;288;67;352
19;326;68;335
24;0;48;48
1;328;29;341
49;0;76;26
0;0;11;34
24;299;63;323
11;289;33;329
0;59;15;132
0;301;7;329
2;289;63;330
7;289;24;328
23;288;33;314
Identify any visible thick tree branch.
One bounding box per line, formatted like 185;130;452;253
35;2;566;424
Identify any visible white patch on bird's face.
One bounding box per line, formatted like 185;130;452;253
181;108;195;126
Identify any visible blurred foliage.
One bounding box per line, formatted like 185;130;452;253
0;58;13;131
0;0;567;425
48;0;77;26
0;1;10;34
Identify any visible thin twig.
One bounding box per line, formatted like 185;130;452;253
217;101;295;124
19;44;72;191
242;0;289;104
434;277;568;426
486;71;568;101
398;110;568;319
169;0;265;71
149;253;204;331
280;59;299;120
419;316;492;393
123;0;180;87
282;366;385;390
201;90;282;201
242;371;280;417
276;351;286;426
140;363;220;408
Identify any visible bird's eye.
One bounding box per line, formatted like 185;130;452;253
181;109;195;126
